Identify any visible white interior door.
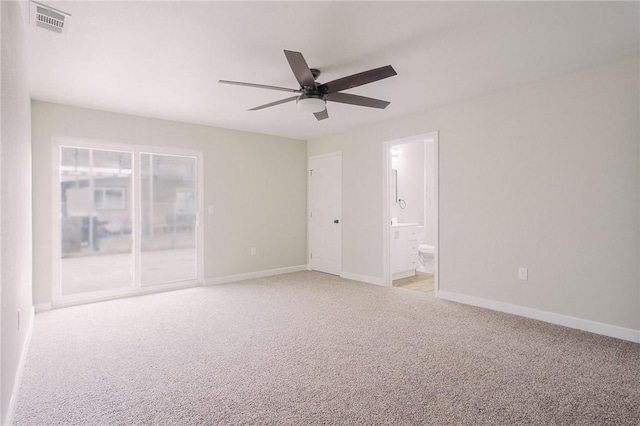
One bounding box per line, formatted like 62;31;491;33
309;152;342;275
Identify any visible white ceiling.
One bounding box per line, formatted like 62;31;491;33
26;1;639;140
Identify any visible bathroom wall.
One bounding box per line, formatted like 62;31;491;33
424;140;436;245
390;138;437;246
391;140;424;226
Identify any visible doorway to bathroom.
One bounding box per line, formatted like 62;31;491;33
383;132;438;295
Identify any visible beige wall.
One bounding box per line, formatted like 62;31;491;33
1;1;34;423
309;55;640;332
32;101;307;305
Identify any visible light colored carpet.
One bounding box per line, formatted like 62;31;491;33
14;271;640;425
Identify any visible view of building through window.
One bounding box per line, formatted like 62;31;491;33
58;146;198;297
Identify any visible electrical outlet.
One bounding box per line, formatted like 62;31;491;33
250;247;257;256
17;310;21;330
518;267;528;281
208;205;214;214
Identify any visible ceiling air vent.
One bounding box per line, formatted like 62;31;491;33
30;1;71;35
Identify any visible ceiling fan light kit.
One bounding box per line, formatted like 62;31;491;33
219;50;396;121
296;94;326;114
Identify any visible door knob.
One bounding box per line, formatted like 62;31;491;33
334;219;339;223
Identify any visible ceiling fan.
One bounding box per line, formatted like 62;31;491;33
219;50;397;121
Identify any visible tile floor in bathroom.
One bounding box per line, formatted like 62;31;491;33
393;271;434;295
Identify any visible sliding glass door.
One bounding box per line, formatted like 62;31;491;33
59;147;134;296
140;153;197;286
56;143;201;302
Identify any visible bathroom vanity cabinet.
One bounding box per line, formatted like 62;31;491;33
391;223;418;280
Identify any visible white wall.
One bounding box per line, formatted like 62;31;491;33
425;141;436;246
32;101;307;305
1;1;34;423
391;140;424;226
309;55;640;333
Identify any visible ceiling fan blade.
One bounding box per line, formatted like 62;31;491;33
219;80;300;93
319;65;397;94
249;96;298;111
284;50;317;89
314;109;329;121
327;92;390;109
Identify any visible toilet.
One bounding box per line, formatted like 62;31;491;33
416;226;435;273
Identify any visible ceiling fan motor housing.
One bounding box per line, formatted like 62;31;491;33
310;68;321;81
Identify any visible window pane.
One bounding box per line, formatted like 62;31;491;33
60;147;133;295
140;153;197;286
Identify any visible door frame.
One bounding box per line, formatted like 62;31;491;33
51;137;204;307
307;151;342;275
382;132;439;294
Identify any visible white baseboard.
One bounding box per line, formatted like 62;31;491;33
205;265;308;286
340;272;385;287
5;306;35;425
438;290;640;344
52;280;202;310
34;302;51;313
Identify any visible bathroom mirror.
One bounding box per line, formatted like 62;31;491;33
391;169;398;203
